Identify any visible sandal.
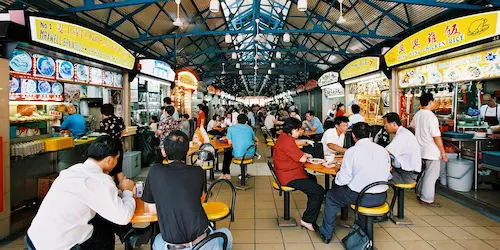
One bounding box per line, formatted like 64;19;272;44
419;199;441;207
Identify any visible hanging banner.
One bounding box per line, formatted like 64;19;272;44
139;59;175;81
29;16;135;70
399;47;500;88
385;11;500;67
323;83;344;98
305;79;318;90
318;72;339;87
340;57;380;80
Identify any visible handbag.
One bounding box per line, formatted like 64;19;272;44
341;220;372;250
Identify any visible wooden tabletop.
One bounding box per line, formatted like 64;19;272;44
131;198;158;223
304;157;343;175
189;139;232;155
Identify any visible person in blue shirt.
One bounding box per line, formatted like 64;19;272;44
302;110;324;136
219;114;259;180
60;105;86;137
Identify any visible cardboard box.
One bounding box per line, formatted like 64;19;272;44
37;174;58;201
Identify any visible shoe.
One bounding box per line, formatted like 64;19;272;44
218;174;231;180
312;223;320;232
300;220;315;232
418;199;441;207
127;226;152;247
238;174;252;180
255;153;262;160
319;232;331;244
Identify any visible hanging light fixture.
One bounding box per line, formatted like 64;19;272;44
337;0;346;25
239;70;243;75
231;52;237;59
236;63;240;69
297;0;307;11
268;69;272;74
254;64;259;70
173;0;183;27
283;33;290;43
276;51;282;59
271;62;276;68
225;34;232;43
209;0;220;13
221;63;226;74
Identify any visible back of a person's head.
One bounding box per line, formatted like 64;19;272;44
183;114;190;119
351;104;360;114
333;116;349;126
352;122;370;140
212;114;218;120
164;130;189;161
237;114;248;124
382;112;402;126
197;104;204;110
283;117;302;134
100;103;114;116
419;93;434;107
151;115;159;123
86;135;122;161
165;105;175;116
163;97;172;104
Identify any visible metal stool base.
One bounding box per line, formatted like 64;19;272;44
277;217;297;227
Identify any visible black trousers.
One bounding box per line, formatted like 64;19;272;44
222;148;233;174
207;130;224;136
287;173;325;223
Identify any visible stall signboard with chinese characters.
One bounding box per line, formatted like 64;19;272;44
177;71;198;90
29;16;135;70
385;11;500;67
323;83;344;98
340;57;380;80
139;59;175;82
318;72;339;87
399;48;500;88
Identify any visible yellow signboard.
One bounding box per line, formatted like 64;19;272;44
340;57;380;80
177;71;198;90
385;11;500;67
398;48;500;88
29;16;135;70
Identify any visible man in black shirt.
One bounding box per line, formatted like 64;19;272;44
142;130;232;250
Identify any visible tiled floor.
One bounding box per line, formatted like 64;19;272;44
3;144;500;249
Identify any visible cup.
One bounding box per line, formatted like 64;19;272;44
135;181;144;198
324;154;335;164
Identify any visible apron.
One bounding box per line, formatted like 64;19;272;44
485;105;499;126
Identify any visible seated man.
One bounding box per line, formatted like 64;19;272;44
302;110;324;137
143;130;232;250
321;116;349;156
27;136;136;250
319;122;391;243
383;112;422;184
220;114;259;180
273;118;324;231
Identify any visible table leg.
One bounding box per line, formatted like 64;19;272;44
474;140;479;191
325;174;330;191
215;149;220;171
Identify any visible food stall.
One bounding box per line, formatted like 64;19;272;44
1;13;136;236
131;59;174;125
173;69;198;116
385;11;500;216
340;57;390;125
318;72;343;121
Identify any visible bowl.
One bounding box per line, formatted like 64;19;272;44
475;132;487;138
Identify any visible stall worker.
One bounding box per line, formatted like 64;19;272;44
321;116;348;156
27;136;136;250
60;104;86;138
219;114;259;180
327;104;337;118
383;112;421;184
480;93;499;126
142;131;232;250
411;93;448;207
336;103;345;117
162;97;179;121
348;104;364;126
318;122;391;244
273;118;323;232
302;111;324;136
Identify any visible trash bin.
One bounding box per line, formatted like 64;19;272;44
446;157;473;192
440;153;458;186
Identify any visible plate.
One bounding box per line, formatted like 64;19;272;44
36;55;55;76
76;64;89;82
52;82;63;95
9;78;19;92
21;79;37;93
9;49;32;73
307;158;325;164
58;60;74;79
38;81;51;93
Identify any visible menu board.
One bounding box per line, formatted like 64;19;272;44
9;76;63;101
113;72;123;88
398;48;500;88
89;67;103;85
340;57;380;80
56;60;74;80
9;49;33;76
64;83;81;102
33;54;56;80
74;64;90;83
103;70;114;87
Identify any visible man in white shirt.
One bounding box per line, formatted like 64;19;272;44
321;116;349;156
480;93;499;126
27;136;136;250
327;103;336;118
348;104;365;126
290;110;301;121
383;112;422;184
231;109;239;125
264;111;283;136
411;93;448;207
319;122;391;243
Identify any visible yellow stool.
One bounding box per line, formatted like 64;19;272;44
232;145;256;190
203;179;236;228
268;160;297;227
390;182;416;225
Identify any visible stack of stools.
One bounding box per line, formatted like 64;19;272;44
232;145;256;190
390;182;416;225
267;161;297;227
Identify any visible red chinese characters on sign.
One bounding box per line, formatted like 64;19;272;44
445;23;461;37
427;32;437;44
412;38;421;50
398;44;405;54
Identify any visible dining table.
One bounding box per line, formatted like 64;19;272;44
129;198;158;250
188;139;232;170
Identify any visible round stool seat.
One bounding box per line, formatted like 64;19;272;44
200;165;214;170
232;158;253;165
267;142;275;147
203;202;230;221
350;202;390;216
272;181;295;192
394;183;416;189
